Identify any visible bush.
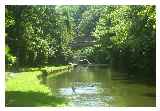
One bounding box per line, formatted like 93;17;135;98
5;46;17;70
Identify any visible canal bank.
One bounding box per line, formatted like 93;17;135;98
5;65;74;106
41;65;75;77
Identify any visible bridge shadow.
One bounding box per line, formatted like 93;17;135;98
5;91;67;107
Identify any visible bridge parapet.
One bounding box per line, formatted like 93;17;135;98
70;40;97;48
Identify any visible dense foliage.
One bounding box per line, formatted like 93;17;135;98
6;6;75;68
6;5;155;76
92;6;156;75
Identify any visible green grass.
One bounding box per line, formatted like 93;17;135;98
5;70;67;107
18;65;71;72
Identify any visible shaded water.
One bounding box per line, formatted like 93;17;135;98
46;66;156;107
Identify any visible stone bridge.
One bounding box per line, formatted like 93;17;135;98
70;40;97;48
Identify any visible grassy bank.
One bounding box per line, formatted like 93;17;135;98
5;66;71;107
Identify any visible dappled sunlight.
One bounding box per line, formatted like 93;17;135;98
5;91;67;107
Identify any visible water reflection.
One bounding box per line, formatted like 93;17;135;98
46;66;155;107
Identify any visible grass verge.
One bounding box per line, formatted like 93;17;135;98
5;68;68;107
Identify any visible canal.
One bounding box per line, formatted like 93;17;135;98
45;66;156;107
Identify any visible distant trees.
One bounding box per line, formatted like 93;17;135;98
5;5;156;76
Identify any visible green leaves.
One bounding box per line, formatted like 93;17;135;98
5;6;75;66
5;45;17;70
5;5;156;75
91;5;156;74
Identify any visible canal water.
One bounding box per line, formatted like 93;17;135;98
46;66;156;107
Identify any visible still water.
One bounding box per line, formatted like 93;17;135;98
46;66;156;107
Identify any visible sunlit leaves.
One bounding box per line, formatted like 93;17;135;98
5;5;156;73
